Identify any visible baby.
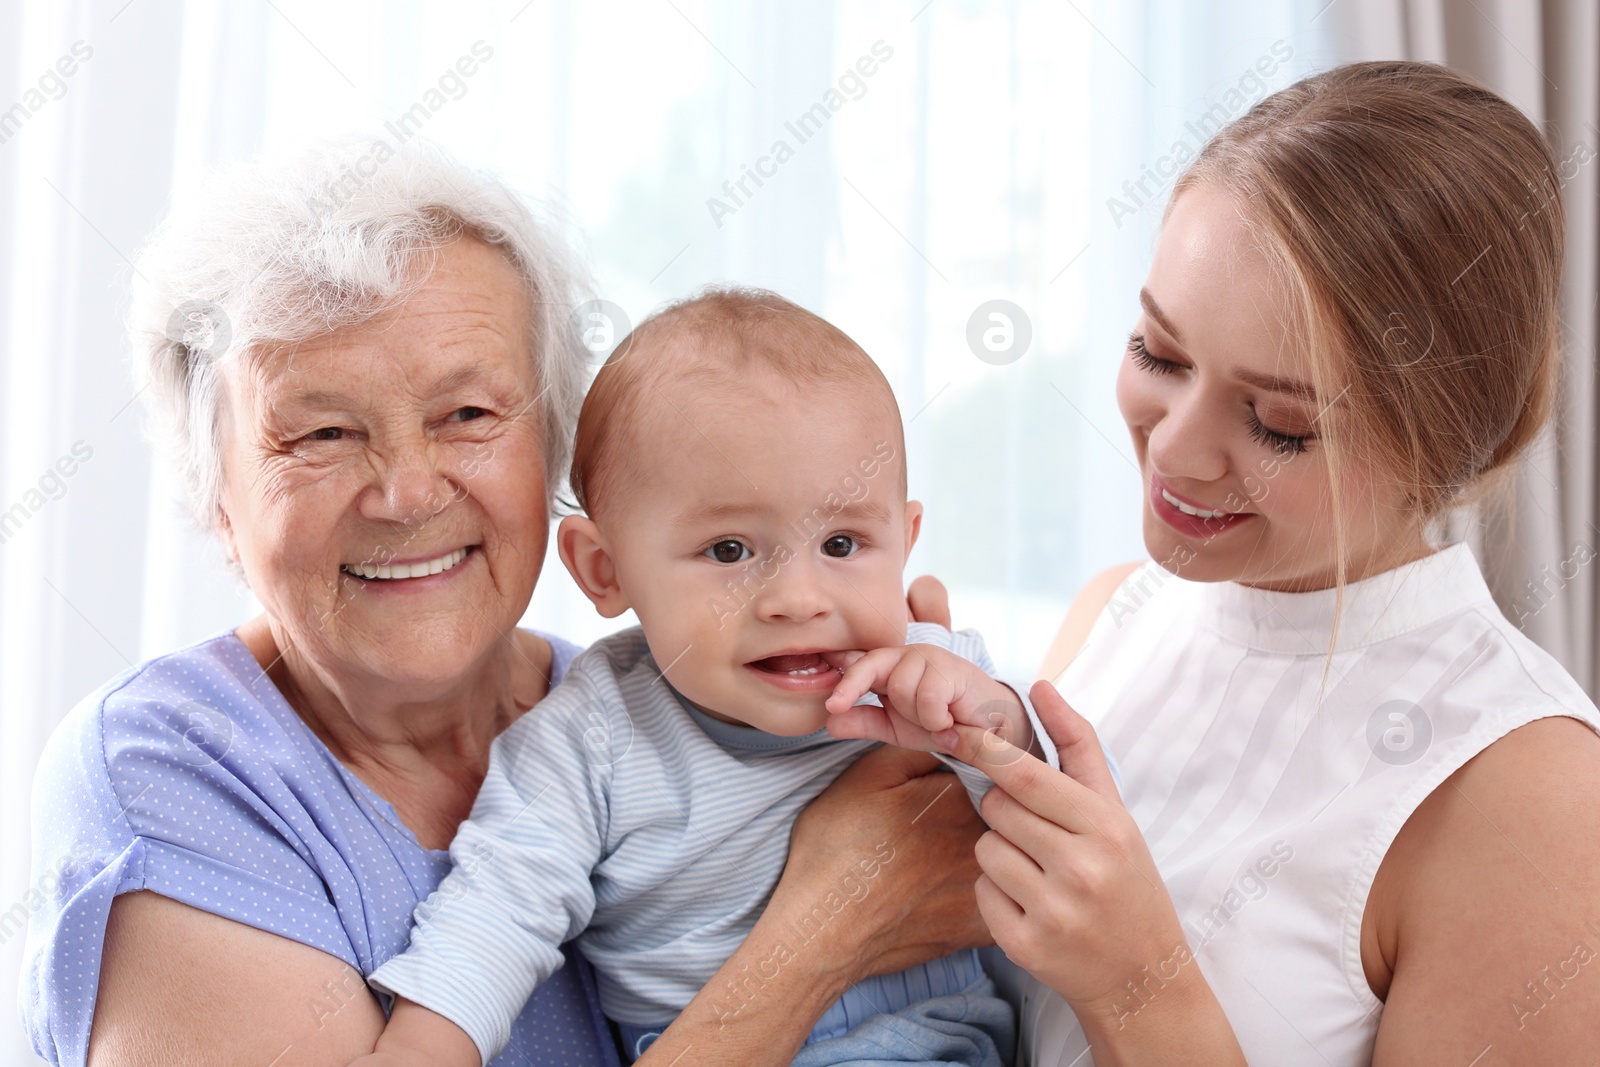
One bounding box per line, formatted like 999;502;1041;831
361;288;1058;1067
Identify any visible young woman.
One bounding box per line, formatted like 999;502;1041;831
941;61;1600;1064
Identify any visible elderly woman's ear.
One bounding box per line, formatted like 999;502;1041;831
558;513;631;618
214;503;239;565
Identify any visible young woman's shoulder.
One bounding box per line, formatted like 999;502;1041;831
1364;713;1600;1057
1036;561;1146;681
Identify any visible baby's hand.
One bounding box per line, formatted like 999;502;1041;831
824;644;1033;757
347;997;478;1067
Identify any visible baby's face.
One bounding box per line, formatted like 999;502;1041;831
601;370;917;735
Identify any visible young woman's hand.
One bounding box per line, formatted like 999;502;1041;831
950;680;1194;1025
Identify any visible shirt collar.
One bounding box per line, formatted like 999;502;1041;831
672;687;836;751
1187;542;1495;654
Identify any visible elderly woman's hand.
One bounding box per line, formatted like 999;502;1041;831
906;574;952;629
782;743;992;978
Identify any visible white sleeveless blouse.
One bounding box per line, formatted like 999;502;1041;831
1016;543;1600;1066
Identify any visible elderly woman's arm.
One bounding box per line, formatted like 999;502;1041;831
636;744;992;1066
89;892;385;1066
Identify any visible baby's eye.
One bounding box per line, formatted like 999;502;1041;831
821;534;858;558
706;540;752;564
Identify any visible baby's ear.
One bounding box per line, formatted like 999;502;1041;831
902;500;924;560
557;515;631;617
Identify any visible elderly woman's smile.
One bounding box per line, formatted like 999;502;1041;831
342;545;471;581
216;235;550;694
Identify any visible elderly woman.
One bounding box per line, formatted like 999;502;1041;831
21;139;989;1066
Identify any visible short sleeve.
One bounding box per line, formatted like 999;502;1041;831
541;631;587;687
23;650;361;1065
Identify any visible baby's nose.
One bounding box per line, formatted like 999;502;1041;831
754;567;833;622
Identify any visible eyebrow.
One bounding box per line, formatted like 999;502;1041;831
675;497;894;527
1235;368;1319;403
428;364;493;394
275;365;498;411
1139;288;1318;403
274;388;355;411
1139;288;1184;345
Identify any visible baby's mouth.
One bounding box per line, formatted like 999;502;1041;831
748;652;835;677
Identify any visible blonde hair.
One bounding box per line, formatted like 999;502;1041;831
569;286;903;516
1170;61;1564;650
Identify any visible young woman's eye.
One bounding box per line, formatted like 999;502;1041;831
706;540;752;564
1247;414;1311;456
1128;333;1178;375
821;534;858;558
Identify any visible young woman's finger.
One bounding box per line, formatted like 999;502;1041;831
1029;680;1122;801
973;828;1047;904
942;723;1108;835
978;784;1076;864
973;873;1027;947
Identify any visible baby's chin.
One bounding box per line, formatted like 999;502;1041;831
748;712;833;737
685;686;834;737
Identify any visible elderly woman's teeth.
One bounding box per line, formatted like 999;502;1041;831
344;547;468;581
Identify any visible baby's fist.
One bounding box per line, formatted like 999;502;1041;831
826;644;1031;755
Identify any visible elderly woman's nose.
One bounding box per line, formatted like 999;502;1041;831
361;440;461;525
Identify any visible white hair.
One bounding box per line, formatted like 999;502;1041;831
129;134;593;528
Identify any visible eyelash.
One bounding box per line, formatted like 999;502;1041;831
702;532;867;564
1246;416;1309;456
821;533;862;558
705;539;754;564
1127;333;1311;456
1127;333;1173;377
293;407;490;447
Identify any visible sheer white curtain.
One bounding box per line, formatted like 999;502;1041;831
0;1;1334;1060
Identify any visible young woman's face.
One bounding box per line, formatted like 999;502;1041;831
1117;183;1427;591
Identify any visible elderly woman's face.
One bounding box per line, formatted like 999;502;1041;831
216;236;548;687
